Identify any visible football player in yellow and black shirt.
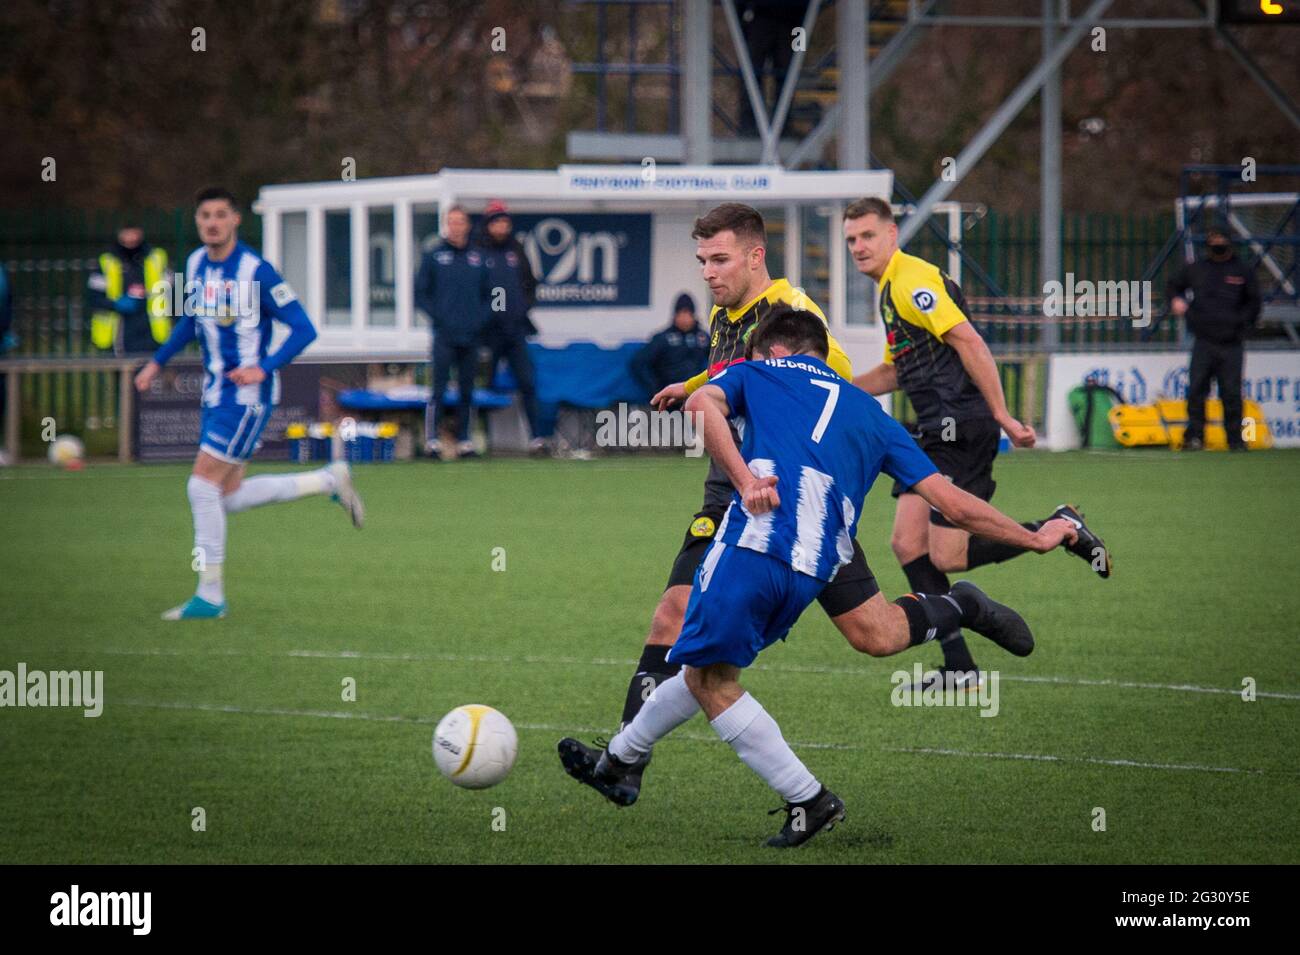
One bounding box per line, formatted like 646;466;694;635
559;203;891;800
843;197;1110;689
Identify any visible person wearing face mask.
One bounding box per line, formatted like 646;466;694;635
1165;229;1261;452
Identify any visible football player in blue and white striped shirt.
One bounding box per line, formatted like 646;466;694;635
568;307;1076;847
134;187;364;620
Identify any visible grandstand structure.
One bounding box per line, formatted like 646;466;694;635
558;0;1300;447
566;0;1300;345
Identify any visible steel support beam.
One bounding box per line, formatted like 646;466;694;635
681;0;712;164
721;0;774;148
837;0;868;170
764;0;823;165
1215;23;1300;134
1041;0;1062;349
898;0;1115;246
917;16;1210;28
787;0;938;169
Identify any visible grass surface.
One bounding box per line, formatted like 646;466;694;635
1;450;1298;864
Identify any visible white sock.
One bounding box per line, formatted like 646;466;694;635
188;475;226;604
197;566;223;605
223;468;336;514
608;672;700;763
710;692;820;804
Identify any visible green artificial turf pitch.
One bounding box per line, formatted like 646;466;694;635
1;450;1297;864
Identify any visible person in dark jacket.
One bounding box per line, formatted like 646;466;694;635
629;292;710;398
415;205;491;459
477;199;547;454
1165;228;1261;451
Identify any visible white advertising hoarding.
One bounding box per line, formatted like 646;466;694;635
1046;350;1300;449
557;165;892;201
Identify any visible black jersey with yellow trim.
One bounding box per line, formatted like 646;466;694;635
683;278;852;394
878;249;990;429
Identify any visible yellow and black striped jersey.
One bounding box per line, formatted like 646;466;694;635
878;249;990;428
683;278;852;394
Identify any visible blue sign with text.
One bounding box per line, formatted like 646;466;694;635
507;213;651;309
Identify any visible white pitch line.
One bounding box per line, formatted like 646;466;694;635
69;646;1300;701
116;699;1291;777
1000;673;1298;700
886;746;1286;777
120;698;603;734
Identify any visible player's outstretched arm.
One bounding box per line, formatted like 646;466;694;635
852;362;897;396
912;473;1075;553
650;380;689;410
943;322;1035;447
685;385;779;514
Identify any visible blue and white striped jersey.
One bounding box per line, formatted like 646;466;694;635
153;241;317;409
708;355;938;581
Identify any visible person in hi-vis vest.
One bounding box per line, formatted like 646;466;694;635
87;225;170;355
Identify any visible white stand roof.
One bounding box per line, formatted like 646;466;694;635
254;165;894;362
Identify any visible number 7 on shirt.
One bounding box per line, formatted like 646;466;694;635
809;379;840;443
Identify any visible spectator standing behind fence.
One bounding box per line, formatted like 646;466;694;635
86;224;170;356
1165;227;1260;452
630;292;710;399
478;199;547;455
415;205;491;460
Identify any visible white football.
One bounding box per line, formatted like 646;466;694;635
48;434;85;467
432;705;518;789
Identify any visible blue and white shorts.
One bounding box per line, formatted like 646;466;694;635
667;541;827;669
199;403;274;464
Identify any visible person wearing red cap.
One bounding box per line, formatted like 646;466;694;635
477;200;547;454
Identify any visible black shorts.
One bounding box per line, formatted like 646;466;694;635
664;507;880;616
891;416;1000;528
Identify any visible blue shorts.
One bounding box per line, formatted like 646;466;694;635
199;403;274;464
667;542;827;669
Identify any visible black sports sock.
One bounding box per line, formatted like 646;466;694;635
895;593;963;648
619;645;682;727
901;556;976;668
937;630;977;671
965;522;1042;569
895;595;931;647
901;554;950;594
948;585;983;628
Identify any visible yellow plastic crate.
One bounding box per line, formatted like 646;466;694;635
1158;399;1273;450
1107;404;1169;447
